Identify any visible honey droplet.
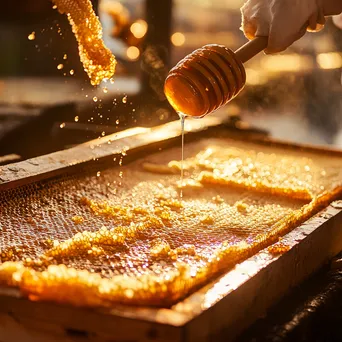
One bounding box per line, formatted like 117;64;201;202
70;69;74;75
116;119;120;125
122;95;128;104
97;171;101;177
63;54;68;60
103;87;108;94
101;131;105;137
74;116;79;122
28;32;35;41
93;96;98;102
60;122;66;128
57;64;64;70
71;216;84;224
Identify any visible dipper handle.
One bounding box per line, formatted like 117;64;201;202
234;36;268;64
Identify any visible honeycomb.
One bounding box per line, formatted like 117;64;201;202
52;0;117;85
0;137;342;308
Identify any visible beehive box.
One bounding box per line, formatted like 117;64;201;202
0;115;342;342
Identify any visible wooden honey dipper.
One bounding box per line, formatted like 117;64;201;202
164;36;268;117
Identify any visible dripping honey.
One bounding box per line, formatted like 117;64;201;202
165;45;247;180
164;44;246;117
179;112;186;197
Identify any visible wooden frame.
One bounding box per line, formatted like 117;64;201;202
1;115;342;342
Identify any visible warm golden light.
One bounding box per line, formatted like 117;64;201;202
316;52;342;69
130;20;148;39
171;32;186;46
261;54;313;73
126;46;140;60
245;68;268;85
1;132;342;308
28;32;35;40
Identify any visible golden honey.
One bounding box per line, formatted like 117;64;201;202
267;242;291;255
164;45;246;117
0;137;342;307
52;0;117;85
72;215;84;224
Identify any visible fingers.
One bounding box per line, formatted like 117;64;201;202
307;7;325;32
240;0;271;40
240;0;327;55
266;0;325;54
316;8;326;26
266;28;302;54
241;16;258;40
323;0;342;16
266;20;310;54
332;13;342;29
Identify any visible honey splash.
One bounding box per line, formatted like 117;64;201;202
52;0;117;85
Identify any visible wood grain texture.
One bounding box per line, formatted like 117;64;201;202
0;115;226;190
1;113;342;191
0;116;342;341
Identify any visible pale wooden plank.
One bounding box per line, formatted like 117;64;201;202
0;116;227;190
0;294;182;342
1;114;341;192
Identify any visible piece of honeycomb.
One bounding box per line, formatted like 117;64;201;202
72;215;84;224
52;0;116;85
156;142;342;201
267;242;291;255
0;137;342;307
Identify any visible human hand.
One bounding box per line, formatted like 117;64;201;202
333;13;342;29
241;0;342;54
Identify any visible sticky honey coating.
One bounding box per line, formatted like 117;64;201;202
0;137;342;307
52;0;116;85
267;242;291;255
164;45;246;117
163;142;341;200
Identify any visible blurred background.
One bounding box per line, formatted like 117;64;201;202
0;0;341;162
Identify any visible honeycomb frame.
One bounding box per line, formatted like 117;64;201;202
1;117;342;309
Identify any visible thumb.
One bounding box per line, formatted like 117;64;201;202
333;13;342;29
265;19;307;54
